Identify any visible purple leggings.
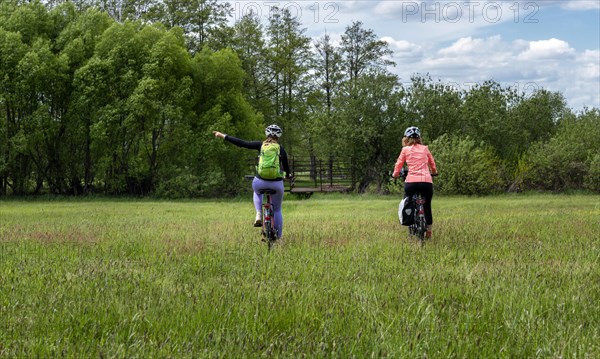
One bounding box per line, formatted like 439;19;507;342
252;177;284;237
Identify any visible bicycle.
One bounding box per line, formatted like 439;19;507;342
397;168;437;247
246;175;292;251
258;189;278;250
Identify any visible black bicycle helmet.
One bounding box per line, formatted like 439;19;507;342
404;126;421;138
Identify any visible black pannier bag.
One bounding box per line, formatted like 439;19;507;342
398;196;415;226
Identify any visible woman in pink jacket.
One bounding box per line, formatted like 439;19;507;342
392;126;438;237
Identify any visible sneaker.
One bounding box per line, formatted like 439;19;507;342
425;225;432;239
253;212;262;227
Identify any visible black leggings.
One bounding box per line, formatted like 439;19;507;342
404;182;434;225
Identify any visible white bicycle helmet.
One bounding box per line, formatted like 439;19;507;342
404;126;421;138
265;124;282;138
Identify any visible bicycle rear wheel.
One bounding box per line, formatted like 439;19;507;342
416;216;427;246
262;202;277;250
264;222;274;248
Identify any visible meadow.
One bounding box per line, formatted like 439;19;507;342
0;194;599;358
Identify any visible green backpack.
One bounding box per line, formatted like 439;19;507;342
257;142;284;179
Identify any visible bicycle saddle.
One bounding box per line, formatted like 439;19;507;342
258;189;276;195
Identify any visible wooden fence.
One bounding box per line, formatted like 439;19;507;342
288;157;354;194
247;156;354;195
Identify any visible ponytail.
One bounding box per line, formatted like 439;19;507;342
264;136;278;145
402;136;422;147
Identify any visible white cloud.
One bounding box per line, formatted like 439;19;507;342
373;1;406;16
380;36;423;59
438;36;483;56
561;1;600;10
381;35;599;109
575;50;600;81
437;35;508;56
518;38;576;60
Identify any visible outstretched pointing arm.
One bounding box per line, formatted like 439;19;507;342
212;131;262;150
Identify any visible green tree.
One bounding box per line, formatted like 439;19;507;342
83;21;164;194
326;73;403;192
126;27;194;193
56;7;112;193
404;74;463;141
18;38;73;193
312;33;343;116
230;12;271;116
507;89;567;157
154;0;232;53
0;1;80;194
191;47;263;196
72;56;112;194
461;81;519;160
0;29;29;195
302;33;344;158
340;21;394;83
265;7;311;155
0;0;52;45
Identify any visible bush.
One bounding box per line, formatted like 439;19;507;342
155;173;202;199
519;138;587;191
428;135;504;195
154;169;225;199
584;154;600;192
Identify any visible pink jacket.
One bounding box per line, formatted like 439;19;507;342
393;144;437;183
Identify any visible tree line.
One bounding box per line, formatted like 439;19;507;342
1;0;599;197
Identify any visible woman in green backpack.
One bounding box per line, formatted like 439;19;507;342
213;125;291;238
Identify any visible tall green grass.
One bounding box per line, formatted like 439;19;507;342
1;194;599;357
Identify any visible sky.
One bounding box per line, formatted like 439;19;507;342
228;0;600;110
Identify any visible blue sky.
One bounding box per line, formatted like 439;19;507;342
229;0;600;110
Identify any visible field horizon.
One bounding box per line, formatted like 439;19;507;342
1;194;599;357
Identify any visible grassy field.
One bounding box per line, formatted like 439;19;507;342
1;194;599;357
